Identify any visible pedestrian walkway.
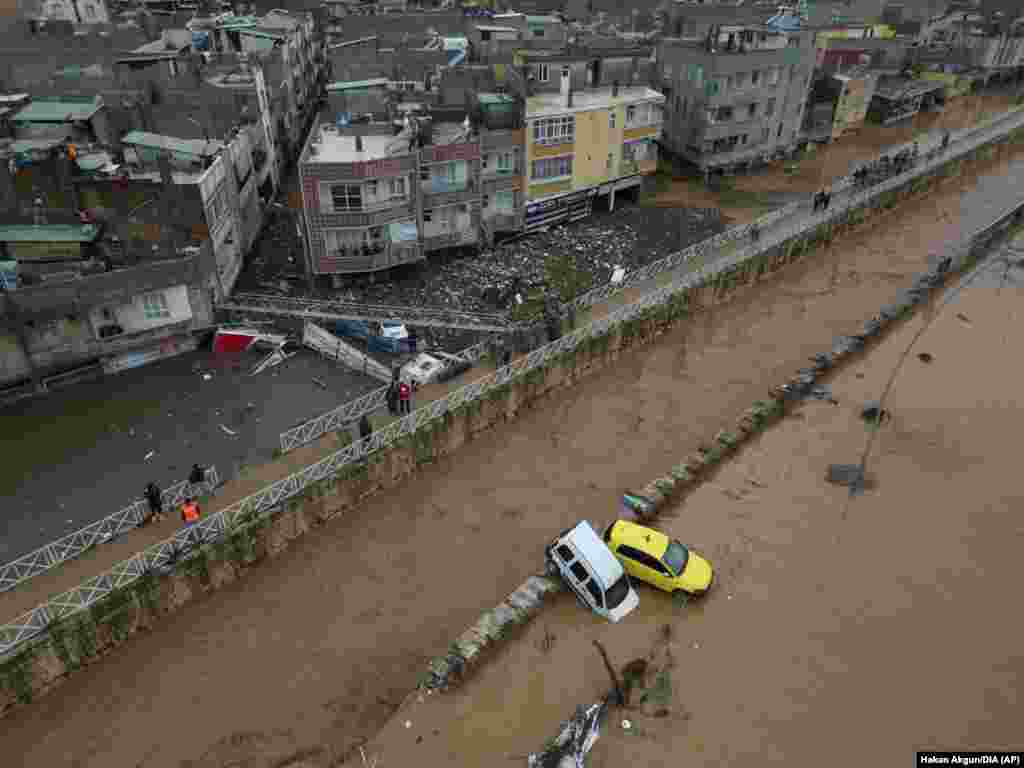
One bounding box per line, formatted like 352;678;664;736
1;107;1019;627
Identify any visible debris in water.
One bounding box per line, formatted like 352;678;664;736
203;373;213;381
622;719;632;730
826;464;867;497
860;400;890;425
917;352;934;363
144;451;155;461
955;313;970;324
220;424;237;436
313;377;328;390
404;720;412;729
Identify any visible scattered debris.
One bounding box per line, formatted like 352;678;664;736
144;451;155;461
527;697;612;768
955;312;971;325
203;373;213;381
220;424;237;436
312;378;328;390
251;347;296;376
860;400;891;425
826;463;867;497
917;352;934;363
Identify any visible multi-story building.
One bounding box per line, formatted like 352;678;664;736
508;48;664;230
33;0;111;24
657;17;816;173
298;111;482;278
467;13;568;64
475;93;525;243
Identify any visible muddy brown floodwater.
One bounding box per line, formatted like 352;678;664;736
367;243;1024;768
3;145;1023;768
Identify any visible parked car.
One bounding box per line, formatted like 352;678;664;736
545;521;639;623
400;351;473;387
602;519;714;596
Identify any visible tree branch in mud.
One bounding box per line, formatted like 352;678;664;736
592;640;624;707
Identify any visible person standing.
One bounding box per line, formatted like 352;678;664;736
359;413;373;441
386;380;398;415
408;327;418;355
822;189;832;211
144;482;164;525
941;131;950;153
181;497;201;547
189;463;206;487
812;191;822;212
398;380;411;415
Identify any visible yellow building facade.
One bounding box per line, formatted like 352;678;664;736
523;85;664;230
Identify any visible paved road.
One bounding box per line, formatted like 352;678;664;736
0;347;379;563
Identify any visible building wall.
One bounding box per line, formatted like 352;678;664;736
573;107;614;189
87;284;193;337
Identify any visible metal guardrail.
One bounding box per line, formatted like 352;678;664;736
3;109;1023;658
219;292;513;333
0;468;220;594
276;105;1024;454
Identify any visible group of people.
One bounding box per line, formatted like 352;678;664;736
852;140;926;189
143;463;208;530
386;374;414;416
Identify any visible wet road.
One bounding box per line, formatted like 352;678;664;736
0;347;379;563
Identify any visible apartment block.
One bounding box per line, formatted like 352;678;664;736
298;111;483;277
509;48;664;230
657;18;816;172
476;94;525;242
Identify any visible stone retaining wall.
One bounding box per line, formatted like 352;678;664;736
4;126;1024;716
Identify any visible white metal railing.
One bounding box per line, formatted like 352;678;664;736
276;104;1024;455
2;110;1023;659
0;467;219;594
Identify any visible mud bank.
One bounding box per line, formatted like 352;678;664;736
3;121;1024;718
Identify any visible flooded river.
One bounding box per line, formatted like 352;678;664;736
2;112;1023;767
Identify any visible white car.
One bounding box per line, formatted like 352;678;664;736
545;521;640;623
401;351;471;387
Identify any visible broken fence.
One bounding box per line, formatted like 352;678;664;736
2;104;1023;659
277;103;1024;456
0;467;220;594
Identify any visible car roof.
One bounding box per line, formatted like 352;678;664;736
609;519;670;559
564;521;625;586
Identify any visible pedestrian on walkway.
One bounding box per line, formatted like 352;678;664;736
812;190;823;212
398;380;411;415
386;380;398;415
408;327;418;355
189;463;206;487
822;189;832;211
941;131;951;152
181;496;202;547
144;482;164;525
750;222;760;243
359;413;373;441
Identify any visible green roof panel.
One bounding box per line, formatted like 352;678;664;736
121;131;225;156
12;97;102;123
327;78;390;92
0;224;100;243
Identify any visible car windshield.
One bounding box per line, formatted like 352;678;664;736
663;541;689;576
605;574;632;609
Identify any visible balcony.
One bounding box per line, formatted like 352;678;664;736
316;199;416;227
481;128;524;150
423;229;478;251
420;178;478;207
318;242;424;274
93;319;194;356
482;172;521;193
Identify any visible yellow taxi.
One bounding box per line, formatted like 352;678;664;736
602;519;714;596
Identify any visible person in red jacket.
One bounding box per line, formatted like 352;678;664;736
398;380;411;415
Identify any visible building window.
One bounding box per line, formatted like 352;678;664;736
765;97;776;117
423;209;433;223
85;4;96;17
734;72;748;89
741;134;748;145
766;67;780;86
751;69;760;86
533;116;574;144
536;63;550;82
388;177;406;198
778;123;784;138
607;153;613;170
748;103;757;119
533;28;544;38
713;105;734;123
496;152;513;173
609;110;616;129
626;105;636;125
141;291;171;321
330;184;362;212
494;190;515;211
788;36;799;47
531;155;572;180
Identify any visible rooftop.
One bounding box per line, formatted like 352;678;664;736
122;131;225;157
308;126;413;163
526;85;663;118
0;224;101;243
327;78;391;92
12;97;103;123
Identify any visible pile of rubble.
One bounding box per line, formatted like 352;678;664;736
332;205;725;314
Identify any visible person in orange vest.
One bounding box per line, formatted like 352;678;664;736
181;497;201;525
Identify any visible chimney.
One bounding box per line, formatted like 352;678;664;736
355;134;364;152
612;79;619;97
560;65;572;108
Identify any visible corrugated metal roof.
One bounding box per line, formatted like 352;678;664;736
236;28;287;40
327;78;390;92
122;131;225;156
12;97;102;123
0;224;100;243
478;93;516;105
10;138;66;153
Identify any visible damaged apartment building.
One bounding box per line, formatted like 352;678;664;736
656;7;816;174
298;83;487;279
0;12;324;396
